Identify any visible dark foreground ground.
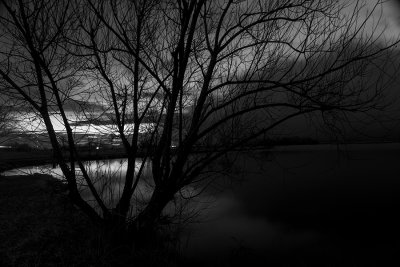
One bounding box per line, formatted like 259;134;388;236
0;174;189;267
0;174;96;267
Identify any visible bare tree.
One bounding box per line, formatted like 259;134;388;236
0;105;12;142
0;0;398;247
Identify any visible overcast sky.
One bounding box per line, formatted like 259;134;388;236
1;0;400;142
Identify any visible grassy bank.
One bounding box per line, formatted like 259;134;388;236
0;174;188;267
0;174;98;266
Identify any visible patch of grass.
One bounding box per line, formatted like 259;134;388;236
0;174;100;266
0;174;187;267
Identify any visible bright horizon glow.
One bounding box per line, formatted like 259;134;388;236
9;111;155;135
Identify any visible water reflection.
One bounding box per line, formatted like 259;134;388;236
3;144;400;264
183;143;400;265
3;159;154;213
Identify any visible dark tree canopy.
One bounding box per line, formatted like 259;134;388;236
0;0;398;245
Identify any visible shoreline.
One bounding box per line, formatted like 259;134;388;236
2;142;400;173
0;149;128;173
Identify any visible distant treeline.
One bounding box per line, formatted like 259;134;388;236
5;143;41;152
3;136;320;152
248;136;319;147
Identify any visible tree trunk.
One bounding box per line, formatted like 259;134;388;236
129;186;175;247
101;212;131;250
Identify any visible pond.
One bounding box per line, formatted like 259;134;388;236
181;143;400;265
3;143;400;265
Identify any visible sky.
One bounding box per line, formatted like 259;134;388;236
1;0;400;142
365;0;400;39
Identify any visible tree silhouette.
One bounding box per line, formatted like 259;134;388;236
0;106;9;141
0;0;398;247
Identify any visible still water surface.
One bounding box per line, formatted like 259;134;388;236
3;143;400;265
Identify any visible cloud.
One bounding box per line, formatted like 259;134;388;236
339;0;400;42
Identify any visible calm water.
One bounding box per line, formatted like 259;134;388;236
3;143;400;265
181;143;400;265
